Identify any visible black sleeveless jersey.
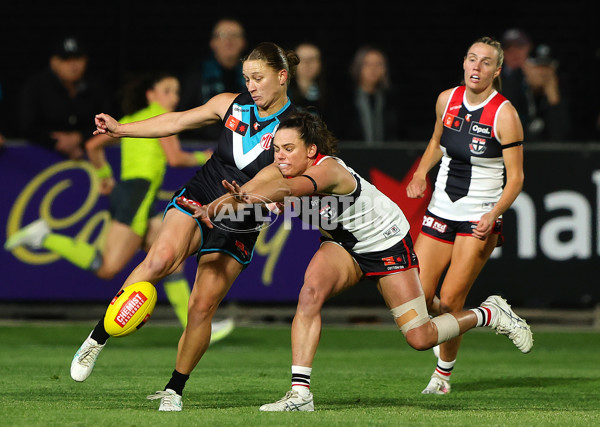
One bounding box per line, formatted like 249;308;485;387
183;92;296;204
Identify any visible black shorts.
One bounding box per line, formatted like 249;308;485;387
321;233;419;281
420;209;504;246
165;188;260;266
110;178;157;236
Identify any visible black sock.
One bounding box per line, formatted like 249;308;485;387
90;318;110;345
165;369;190;396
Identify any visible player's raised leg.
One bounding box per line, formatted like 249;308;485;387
70;209;201;382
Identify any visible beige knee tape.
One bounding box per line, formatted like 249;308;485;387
431;314;461;344
390;297;430;335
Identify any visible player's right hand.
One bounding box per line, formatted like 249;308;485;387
93;113;119;136
406;177;427;198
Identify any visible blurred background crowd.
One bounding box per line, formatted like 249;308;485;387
1;1;600;313
1;0;599;157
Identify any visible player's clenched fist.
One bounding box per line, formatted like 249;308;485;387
94;113;120;136
406;176;427;199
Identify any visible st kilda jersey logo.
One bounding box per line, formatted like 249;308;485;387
225;115;249;136
469;137;487;155
443;113;464;132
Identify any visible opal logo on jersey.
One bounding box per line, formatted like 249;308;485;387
469;122;492;138
469;137;487;155
443;113;463;131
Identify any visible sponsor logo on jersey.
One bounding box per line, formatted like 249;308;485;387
235;240;249;257
465;113;472;122
449;105;461;111
422;215;447;233
260;133;273;150
443;113;463;131
469;137;487;155
382;256;396;266
225;115;249;136
383;224;400;239
253;122;260;130
382;254;409;270
468;121;492;138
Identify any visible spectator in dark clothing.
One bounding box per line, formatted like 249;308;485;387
288;43;332;123
500;28;571;142
337;45;401;145
178;18;247;141
18;36;113;159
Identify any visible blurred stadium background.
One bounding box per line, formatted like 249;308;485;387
1;0;599;328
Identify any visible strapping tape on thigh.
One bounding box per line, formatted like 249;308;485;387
390;297;430;334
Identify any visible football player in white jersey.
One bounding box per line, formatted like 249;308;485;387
193;111;532;411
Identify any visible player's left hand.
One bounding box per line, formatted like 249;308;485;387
472;212;496;240
222;179;249;203
176;196;213;228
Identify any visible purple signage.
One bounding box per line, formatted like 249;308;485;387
0;144;319;303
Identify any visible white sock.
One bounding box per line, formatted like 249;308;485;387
291;365;312;397
435;358;456;380
470;306;493;327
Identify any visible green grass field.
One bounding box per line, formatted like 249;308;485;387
0;322;598;426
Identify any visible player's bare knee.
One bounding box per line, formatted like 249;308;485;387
438;293;468;313
402;324;435;350
297;283;326;310
390;296;431;349
143;248;177;277
187;297;218;323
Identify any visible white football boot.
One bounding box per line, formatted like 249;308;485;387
209;318;235;344
259;390;314;412
147;389;182;411
4;219;50;251
482;295;533;353
70;333;105;382
421;372;451;395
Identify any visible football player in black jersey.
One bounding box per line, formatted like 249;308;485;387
70;42;299;411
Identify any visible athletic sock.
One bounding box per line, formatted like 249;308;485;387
435;358;456;380
165;369;189;396
90;318;110;345
162;273;191;328
43;233;98;270
471;306;493;327
291;365;312;397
